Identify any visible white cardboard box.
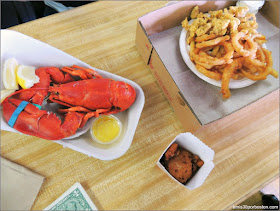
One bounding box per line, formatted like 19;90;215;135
157;133;215;190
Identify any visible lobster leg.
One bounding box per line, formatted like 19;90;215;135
80;113;96;128
57;104;114;128
58;106;112;128
49;95;96;113
61;66;92;79
58;106;93;113
48;94;74;108
81;107;123;128
79;108;112;128
71;65;103;78
40;67;75;84
61;65;103;79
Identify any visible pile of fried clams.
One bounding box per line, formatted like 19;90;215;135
182;6;278;99
162;143;204;184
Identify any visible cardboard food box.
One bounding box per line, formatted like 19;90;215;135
136;1;279;132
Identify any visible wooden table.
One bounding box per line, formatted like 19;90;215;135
1;1;279;210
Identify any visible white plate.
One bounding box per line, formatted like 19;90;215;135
179;28;257;89
1;29;145;160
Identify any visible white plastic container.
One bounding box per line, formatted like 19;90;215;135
90;115;122;145
157;132;215;190
236;0;265;14
1;29;145;160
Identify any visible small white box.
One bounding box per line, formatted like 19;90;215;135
157;132;215;190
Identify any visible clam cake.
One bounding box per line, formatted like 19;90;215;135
162;143;204;184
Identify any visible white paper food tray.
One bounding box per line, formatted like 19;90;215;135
157;132;215;190
0;29;145;161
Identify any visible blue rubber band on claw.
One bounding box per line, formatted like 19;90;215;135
31;103;41;109
8;101;29;127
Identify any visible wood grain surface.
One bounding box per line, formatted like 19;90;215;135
1;1;279;210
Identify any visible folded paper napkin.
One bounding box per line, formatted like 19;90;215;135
1;157;45;210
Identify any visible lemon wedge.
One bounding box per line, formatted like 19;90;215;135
16;65;40;89
2;58;19;89
1;89;16;103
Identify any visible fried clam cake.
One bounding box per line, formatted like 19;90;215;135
163;143;204;184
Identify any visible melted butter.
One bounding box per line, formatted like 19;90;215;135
91;116;121;143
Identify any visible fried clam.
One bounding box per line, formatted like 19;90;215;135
191;6;200;19
228;6;249;18
195;33;217;43
252;33;267;45
183;7;213;44
195;22;212;37
224;13;240;35
209;9;224;18
239;13;257;23
210;18;230;36
238;20;258;31
183;15;211;44
181;17;189;30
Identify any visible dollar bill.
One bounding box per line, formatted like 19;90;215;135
44;183;97;210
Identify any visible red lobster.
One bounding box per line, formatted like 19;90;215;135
1;65;136;140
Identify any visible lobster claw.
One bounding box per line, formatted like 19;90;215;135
2;98;84;140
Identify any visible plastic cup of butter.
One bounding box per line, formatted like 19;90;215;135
90;114;122;144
